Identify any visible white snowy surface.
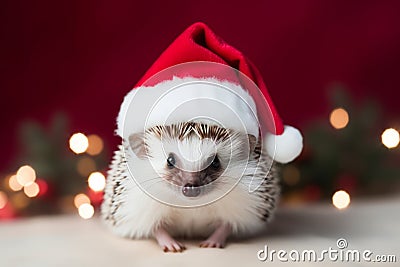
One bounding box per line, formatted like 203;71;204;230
0;196;399;267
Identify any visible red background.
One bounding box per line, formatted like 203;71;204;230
1;0;400;172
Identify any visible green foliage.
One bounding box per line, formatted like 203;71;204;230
11;113;108;215
283;87;400;199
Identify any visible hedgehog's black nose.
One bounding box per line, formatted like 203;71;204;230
182;183;201;197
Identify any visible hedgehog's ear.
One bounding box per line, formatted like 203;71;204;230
248;134;257;153
128;133;147;158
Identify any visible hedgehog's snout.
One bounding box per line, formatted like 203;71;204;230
182;183;201;197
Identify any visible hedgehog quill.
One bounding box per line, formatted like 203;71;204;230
101;23;303;252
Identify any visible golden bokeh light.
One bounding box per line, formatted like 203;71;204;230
77;156;97;177
329;108;349;129
381;128;400;149
86;134;104;156
16;165;36;186
78;203;95;219
23;182;40;198
0;191;8;209
74;193;91;209
8;175;23;191
69;133;89;154
332;190;351;210
88;172;106;192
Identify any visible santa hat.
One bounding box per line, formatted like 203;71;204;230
117;22;303;164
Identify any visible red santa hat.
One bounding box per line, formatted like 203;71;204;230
117;22;303;163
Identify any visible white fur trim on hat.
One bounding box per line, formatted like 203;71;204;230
116;76;259;139
117;77;303;164
265;125;303;163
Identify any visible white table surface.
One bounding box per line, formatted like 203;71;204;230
1;196;399;267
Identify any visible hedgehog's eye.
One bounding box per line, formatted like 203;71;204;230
167;153;176;169
210;155;220;169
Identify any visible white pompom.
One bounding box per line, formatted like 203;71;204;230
265;125;303;164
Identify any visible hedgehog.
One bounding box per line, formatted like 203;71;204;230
101;122;280;252
100;22;302;252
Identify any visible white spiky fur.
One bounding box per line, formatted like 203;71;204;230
101;128;279;239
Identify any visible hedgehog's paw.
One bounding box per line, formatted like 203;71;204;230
199;239;225;248
159;238;186;253
199;223;231;249
154;227;185;253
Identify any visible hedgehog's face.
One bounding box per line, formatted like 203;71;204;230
153;138;224;198
129;123;255;198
